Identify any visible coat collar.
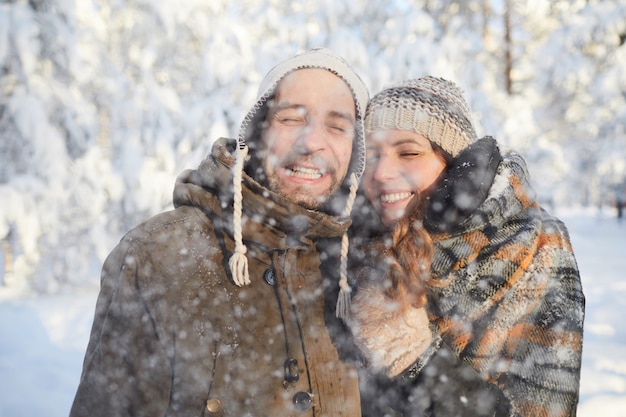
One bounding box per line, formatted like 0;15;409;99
173;138;351;251
424;136;503;235
425;137;538;238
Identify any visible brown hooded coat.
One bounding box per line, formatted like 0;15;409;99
70;48;369;417
69;138;361;416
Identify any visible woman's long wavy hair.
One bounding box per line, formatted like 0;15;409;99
382;143;451;310
372;194;434;311
351;143;449;312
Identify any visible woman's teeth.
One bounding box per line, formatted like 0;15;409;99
380;192;412;203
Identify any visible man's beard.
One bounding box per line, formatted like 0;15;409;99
267;176;336;210
264;153;343;210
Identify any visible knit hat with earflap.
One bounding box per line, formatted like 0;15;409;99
364;76;477;158
230;48;369;319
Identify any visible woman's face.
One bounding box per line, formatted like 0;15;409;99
363;129;447;227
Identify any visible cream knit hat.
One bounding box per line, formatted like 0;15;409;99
238;48;369;178
364;76;477;158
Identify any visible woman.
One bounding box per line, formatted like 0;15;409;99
347;77;585;417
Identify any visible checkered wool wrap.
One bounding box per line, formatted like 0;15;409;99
425;153;585;417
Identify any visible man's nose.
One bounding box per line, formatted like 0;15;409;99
293;120;327;154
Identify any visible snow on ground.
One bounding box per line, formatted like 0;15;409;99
0;207;624;417
563;207;626;417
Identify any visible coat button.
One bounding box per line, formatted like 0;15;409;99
293;391;312;411
263;269;276;286
206;398;223;416
284;358;299;382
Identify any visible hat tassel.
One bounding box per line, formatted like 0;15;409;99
230;145;250;286
336;172;358;320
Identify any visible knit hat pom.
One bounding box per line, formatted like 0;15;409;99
364;76;477;158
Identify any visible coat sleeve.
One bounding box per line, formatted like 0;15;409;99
359;341;514;417
69;239;172;417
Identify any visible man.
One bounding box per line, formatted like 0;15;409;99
70;48;369;417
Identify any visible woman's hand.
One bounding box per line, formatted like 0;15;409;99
349;285;433;377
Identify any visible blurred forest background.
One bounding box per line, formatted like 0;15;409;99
1;0;625;292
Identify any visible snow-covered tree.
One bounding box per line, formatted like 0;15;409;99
1;0;625;292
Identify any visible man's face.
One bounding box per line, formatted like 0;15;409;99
260;68;356;209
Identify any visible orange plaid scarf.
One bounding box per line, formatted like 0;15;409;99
426;153;584;417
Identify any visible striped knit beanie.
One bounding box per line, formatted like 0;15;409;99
364;76;477;158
